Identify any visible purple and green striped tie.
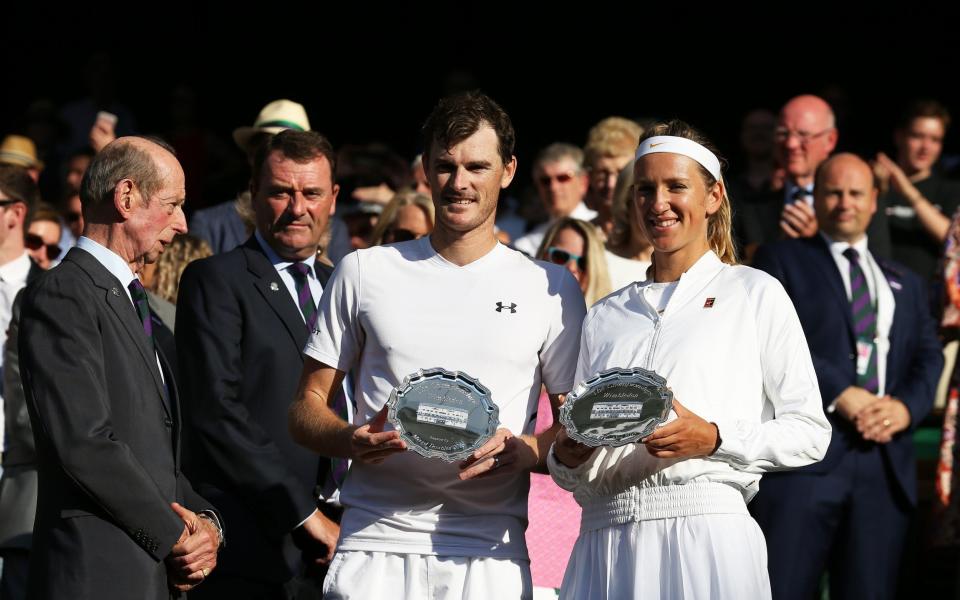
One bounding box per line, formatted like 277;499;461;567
128;279;154;344
844;247;879;393
289;263;351;488
288;262;318;331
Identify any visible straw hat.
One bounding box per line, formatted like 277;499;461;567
0;135;43;170
232;100;310;151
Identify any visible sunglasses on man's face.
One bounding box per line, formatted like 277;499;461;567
546;247;586;270
536;172;576;187
25;234;62;260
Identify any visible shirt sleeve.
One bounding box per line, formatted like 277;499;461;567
710;275;832;472
304;251;364;371
539;270;587;395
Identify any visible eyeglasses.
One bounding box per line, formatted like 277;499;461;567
546;247;586;270
773;127;832;145
537;172;576;187
0;199;21;208
25;234;62;260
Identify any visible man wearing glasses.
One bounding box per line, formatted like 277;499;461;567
513;143;596;256
734;94;889;261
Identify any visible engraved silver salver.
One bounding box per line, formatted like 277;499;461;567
387;368;500;462
559;367;673;447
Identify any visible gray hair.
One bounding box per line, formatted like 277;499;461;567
79;136;175;212
533;143;584;175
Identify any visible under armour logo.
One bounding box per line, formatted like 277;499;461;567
495;302;517;313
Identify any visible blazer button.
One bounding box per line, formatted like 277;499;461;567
848;353;855;360
164;418;173;428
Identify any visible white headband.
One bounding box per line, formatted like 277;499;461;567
635;136;722;181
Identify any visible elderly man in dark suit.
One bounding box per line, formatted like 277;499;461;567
177;129;340;599
749;153;943;600
18;136;222;599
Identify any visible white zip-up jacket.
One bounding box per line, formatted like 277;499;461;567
549;251;831;531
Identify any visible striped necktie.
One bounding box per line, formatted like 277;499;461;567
844;247;879;393
288;262;318;331
128;279;154;344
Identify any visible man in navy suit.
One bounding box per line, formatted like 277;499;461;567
749;153;943;600
177;130;341;598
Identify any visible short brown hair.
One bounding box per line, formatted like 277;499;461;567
421;91;515;166
899;99;951;131
251;129;337;188
0;164;39;224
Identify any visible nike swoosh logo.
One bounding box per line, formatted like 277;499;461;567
650;142;666;147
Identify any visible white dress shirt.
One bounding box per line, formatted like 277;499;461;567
0;251;32;450
821;233;895;397
254;230;323;322
76;237;165;384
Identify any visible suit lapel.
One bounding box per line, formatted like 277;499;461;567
241;237;310;351
156;345;181;466
808;236;855;341
66;249;171;418
878;259;906;383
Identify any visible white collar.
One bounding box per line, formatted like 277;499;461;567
76;236;137;289
255;229;317;277
0;251;31;284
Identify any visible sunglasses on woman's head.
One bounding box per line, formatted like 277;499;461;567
546;247;586;270
389;228;419;243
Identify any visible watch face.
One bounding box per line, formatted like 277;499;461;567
387;367;500;462
560;367;673;447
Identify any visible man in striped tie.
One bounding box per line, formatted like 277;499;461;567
749;153;944;600
177;129;341;598
19;137;223;599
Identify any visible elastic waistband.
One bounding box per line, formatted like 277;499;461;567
580;481;747;532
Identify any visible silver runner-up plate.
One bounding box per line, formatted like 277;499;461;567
387;368;500;462
559;367;673;447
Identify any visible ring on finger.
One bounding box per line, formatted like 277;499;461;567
492;455;500;469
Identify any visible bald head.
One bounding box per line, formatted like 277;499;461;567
815;153;872;190
80;136;182;222
79;135;188;271
813;153;877;243
776;94;838;186
781;95;836;129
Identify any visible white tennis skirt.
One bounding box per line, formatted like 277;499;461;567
323;550;533;600
559;512;771;600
